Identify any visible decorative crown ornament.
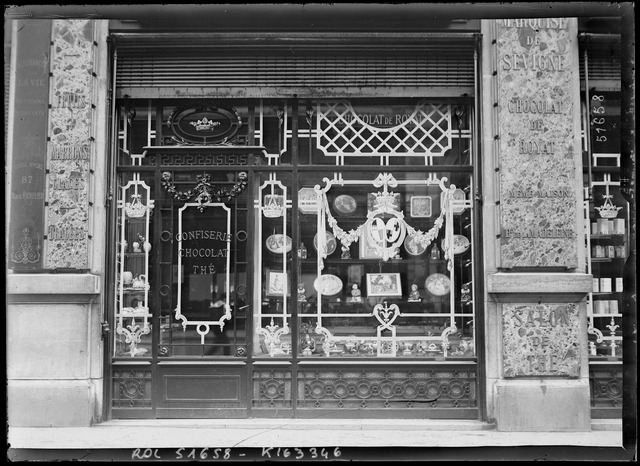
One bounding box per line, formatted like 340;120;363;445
189;117;221;132
596;194;622;219
125;193;152;218
262;194;286;218
371;191;400;214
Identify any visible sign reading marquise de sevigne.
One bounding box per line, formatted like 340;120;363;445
495;17;582;268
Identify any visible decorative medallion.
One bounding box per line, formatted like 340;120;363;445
425;273;451;297
313;274;343;296
167;104;242;145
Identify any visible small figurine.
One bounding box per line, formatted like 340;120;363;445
361;340;376;355
297;282;307;302
461;282;472;304
301;332;316;356
347;283;362;303
408;284;421;302
401;341;414;356
298;242;307;259
344;339;359;353
341;245;351;259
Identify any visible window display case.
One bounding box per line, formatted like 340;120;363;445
584;90;627;361
253;170;476;360
114;173;154;357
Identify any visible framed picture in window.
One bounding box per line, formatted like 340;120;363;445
366;272;402;297
266;269;290;297
410;196;432;218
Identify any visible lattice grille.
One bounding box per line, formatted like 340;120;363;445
316;101;452;163
297;368;476;410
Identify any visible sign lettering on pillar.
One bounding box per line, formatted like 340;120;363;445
502;303;580;377
8;20;51;271
495;18;582;268
44;20;96;269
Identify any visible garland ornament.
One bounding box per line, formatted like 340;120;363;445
161;171;248;211
317;173;454;266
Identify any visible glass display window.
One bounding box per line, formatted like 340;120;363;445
157;170;250;358
582;89;627;362
112;97;478;364
252;172;294;357
114;171;155;358
287;170;476;359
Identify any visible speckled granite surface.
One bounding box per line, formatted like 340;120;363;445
502;303;580;377
495;18;580;269
44;20;95;269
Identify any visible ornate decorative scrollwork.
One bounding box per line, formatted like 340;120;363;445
257;318;290;357
116;317;151;357
11;227;41;264
161;171;248;211
316;173;453;265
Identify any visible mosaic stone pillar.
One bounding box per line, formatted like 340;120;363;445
43;20;97;269
495;18;584;269
485;18;591;431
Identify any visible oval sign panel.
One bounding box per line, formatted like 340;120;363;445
168;104;242;145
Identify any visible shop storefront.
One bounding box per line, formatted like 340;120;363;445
6;5;634;432
108;30;481;418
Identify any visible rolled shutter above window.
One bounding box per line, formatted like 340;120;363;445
112;33;478;98
579;34;621;89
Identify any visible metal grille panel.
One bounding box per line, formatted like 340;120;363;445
297;368;477;410
589;366;623;409
252;370;293;409
112;368;153;408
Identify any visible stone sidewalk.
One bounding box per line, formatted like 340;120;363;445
7;418;630;462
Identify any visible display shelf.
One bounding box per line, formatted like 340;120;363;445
303;258;449;266
119;312;153;318
114;174;154;358
590;234;626;239
588;356;623;362
591;257;627;263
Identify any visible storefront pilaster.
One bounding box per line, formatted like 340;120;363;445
6;19;110;427
7;274;103;426
481;18;592;431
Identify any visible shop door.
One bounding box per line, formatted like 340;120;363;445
110;167;253;419
153;170;251;418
